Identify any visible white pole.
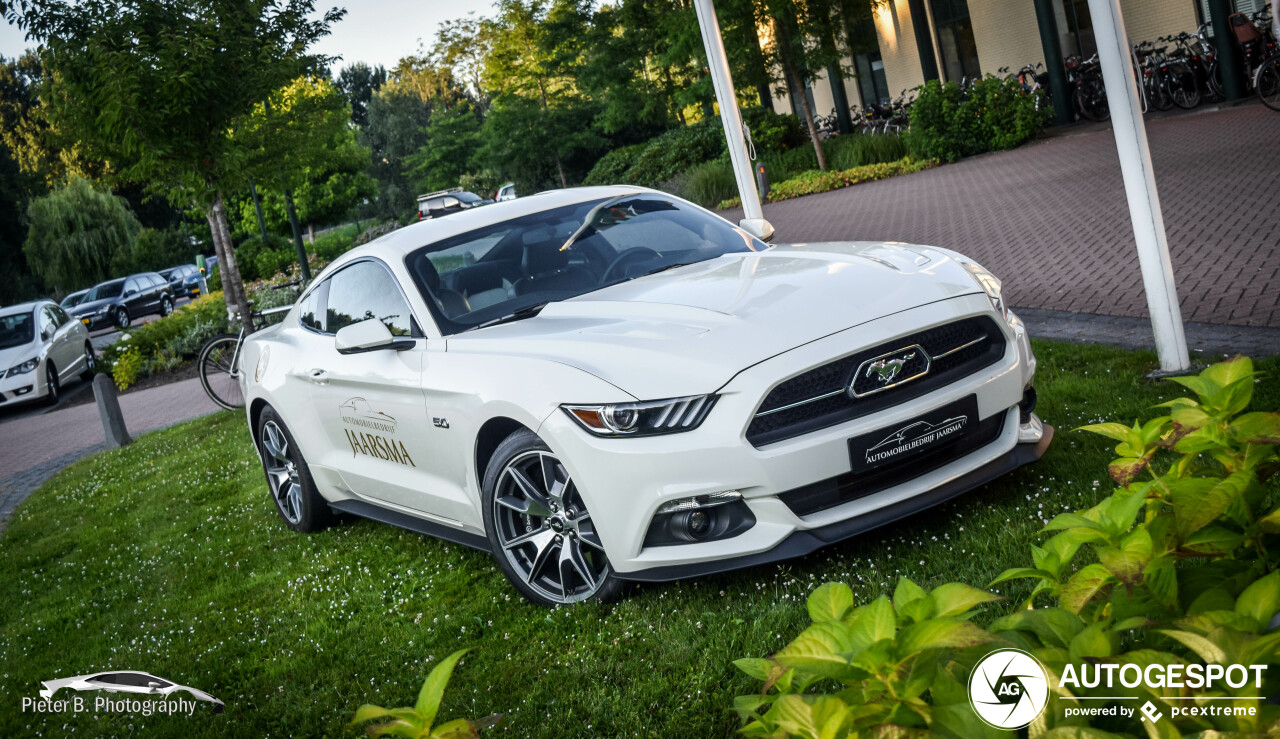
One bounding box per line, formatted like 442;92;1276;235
692;0;775;240
1087;0;1190;372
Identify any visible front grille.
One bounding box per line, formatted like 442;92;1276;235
778;409;1008;517
746;316;1006;446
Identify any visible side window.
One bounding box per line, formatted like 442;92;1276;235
50;306;69;326
38;308;57;338
124;277;139;295
325;261;413;337
298;283;325;332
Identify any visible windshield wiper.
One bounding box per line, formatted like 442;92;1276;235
467;303;550;331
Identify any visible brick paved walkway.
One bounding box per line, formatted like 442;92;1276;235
740;104;1280;328
0;377;220;532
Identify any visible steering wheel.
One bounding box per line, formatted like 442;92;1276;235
601;247;662;283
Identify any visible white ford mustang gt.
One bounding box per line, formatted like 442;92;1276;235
240;186;1051;606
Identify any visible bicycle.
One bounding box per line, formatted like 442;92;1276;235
198;280;302;410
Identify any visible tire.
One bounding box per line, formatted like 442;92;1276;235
1074;79;1110;122
1258;58;1280;112
256;406;332;532
1148;75;1174;111
160;297;173;317
115;307;130;329
1166;62;1201;109
198;334;245;410
481;428;623;607
44;362;59;406
80;342;96;381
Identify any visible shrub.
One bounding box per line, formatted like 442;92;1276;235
733;357;1280;737
584;144;647;186
741;106;807;153
668;160;738;208
824;133;910;170
906;76;1047;163
101;292;229;382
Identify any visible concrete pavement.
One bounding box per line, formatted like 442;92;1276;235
732;104;1280;328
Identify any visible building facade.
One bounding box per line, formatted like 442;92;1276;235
772;0;1266;119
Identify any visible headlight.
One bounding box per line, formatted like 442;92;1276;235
96;305;112;315
6;358;38;377
563;395;717;437
961;261;1012;324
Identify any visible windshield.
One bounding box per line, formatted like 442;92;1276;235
86;280;125;301
405;193;766;335
0;311;34;350
60;292;86;309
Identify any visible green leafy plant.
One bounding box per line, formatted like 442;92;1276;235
350;649;500;738
733;579;1003;738
906;76;1047;163
734;357;1280;737
110;346;143;390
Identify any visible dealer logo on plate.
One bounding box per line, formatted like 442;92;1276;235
968;648;1049;729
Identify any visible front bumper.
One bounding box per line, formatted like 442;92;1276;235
537;296;1048;579
0;362;46;406
74;312;115;331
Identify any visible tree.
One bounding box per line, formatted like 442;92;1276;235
404;102;484;195
763;0;830;170
6;0;345;330
233;75;374;277
335;62;386;129
23;176;139;292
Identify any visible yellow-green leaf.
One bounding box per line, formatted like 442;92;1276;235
416;649;469;732
808;582;854;623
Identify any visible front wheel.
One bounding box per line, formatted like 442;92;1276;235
198;334;245;410
115;307;130;329
482;429;623;607
43;362;59;406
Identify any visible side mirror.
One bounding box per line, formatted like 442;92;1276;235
124;288;136;297
335;319;414;355
41;329;52;341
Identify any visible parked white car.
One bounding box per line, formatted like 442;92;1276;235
39;670;223;712
0;300;95;407
239;186;1050;606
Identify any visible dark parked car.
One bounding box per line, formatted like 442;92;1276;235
160;264;203;298
416;189;487;221
59;289;89;311
69;272;175;330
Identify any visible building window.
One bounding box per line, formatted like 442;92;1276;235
855;51;890;105
930;0;981;82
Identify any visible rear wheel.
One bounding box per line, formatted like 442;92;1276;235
482;429;623;607
160;296;173;317
43;362;59;406
198;334;244;410
1166;62;1201;109
256;406;332;532
80;342;96;381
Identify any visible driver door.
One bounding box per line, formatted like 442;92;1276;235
305;259;473;526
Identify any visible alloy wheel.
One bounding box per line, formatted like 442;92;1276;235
45;364;58;404
492;450;609;604
161;298;172;316
116;308;130;328
261;420;303;525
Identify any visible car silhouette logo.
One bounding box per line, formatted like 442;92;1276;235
339;397;398;433
38;671;224;713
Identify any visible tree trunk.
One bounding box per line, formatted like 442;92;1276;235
283;188;312;281
787;62;829;171
307;223;314;244
206;192;255;334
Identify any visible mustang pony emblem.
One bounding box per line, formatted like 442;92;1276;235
865;352;916;384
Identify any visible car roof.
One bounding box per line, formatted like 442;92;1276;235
0;300;51;317
340;186;649;264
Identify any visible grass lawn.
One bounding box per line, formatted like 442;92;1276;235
1;341;1277;737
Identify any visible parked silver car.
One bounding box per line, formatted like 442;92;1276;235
0;300;95;407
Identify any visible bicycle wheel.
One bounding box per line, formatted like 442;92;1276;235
1166;62;1201;109
1258;57;1280;111
1075;79;1110;122
199;333;245;410
1148;72;1174;111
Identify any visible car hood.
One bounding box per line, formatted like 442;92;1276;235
0;343;38;369
69;298;117;316
447;242;984;399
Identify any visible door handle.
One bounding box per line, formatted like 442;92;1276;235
308;368;329;385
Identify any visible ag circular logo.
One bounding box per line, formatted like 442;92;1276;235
968;648;1049;729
